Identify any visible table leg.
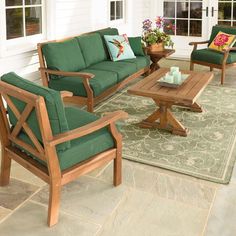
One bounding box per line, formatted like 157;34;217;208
190;102;203;112
150;56;162;73
139;101;188;136
150;62;160;73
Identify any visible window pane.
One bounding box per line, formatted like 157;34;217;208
116;1;123;20
164;19;175;35
25;0;42;5
234;3;236;20
190;2;202;19
176;20;188;36
110;1;115;20
25;7;42;36
218;3;232;20
164;2;175;18
5;0;22;6
6;8;23;39
177;2;188;18
218;21;232;27
190;20;202;36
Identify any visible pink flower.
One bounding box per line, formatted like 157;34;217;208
214;34;230;47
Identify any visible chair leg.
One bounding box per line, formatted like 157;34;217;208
0;149;11;186
210;67;213;71
221;67;226;85
113;146;122;186
190;61;194;71
47;182;61;227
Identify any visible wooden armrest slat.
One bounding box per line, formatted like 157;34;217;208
60;91;73;98
189;40;209;46
49;110;128;146
39;68;95;79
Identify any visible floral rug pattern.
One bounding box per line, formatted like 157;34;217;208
95;85;236;184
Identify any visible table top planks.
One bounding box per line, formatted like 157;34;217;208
128;68;214;105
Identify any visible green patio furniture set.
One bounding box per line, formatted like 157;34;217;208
0;25;236;226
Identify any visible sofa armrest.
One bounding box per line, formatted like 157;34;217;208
60;91;73;99
39;68;95;80
49;110;128;147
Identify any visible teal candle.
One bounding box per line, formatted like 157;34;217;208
173;71;181;83
164;74;174;83
170;66;179;74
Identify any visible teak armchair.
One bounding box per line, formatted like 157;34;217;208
0;72;127;226
189;25;236;84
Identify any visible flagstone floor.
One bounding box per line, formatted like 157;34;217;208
0;59;236;236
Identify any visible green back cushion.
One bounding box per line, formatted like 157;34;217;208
95;28;119;59
209;25;236;46
76;33;107;67
1;72;70;151
128;37;145;56
42;38;86;79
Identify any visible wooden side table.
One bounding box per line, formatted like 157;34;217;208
147;49;175;73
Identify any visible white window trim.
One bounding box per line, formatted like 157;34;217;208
108;0;126;26
0;0;55;57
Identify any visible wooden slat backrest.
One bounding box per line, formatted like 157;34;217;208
0;81;51;162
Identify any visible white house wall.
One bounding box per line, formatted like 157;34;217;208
0;0;152;80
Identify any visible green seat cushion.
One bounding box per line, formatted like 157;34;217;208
76;33;107;67
128;37;145;56
191;48;236;65
94;28;119;59
49;69;118;97
89;61;137;82
118;56;150;70
58;107;115;170
1;72;70;151
209;25;236;47
42;38;86;79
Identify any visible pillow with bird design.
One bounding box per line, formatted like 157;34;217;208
104;34;136;61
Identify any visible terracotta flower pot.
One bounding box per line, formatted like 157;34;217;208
147;42;164;53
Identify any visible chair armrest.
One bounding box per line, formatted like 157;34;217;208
189;40;209;46
222;47;236;52
60;91;73;99
49;110;128;147
39;68;95;80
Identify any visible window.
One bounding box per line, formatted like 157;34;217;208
110;0;124;22
163;0;203;37
218;0;236;27
5;0;43;40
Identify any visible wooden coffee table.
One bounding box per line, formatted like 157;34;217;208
128;68;214;136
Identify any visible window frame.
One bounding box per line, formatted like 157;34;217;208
163;0;203;37
109;0;125;25
0;0;53;57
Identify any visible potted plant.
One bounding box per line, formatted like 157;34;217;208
142;17;175;53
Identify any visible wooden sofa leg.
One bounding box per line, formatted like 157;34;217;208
190;61;194;71
221;67;226;85
47;182;61;227
210;67;213;71
0;149;11;186
113;146;122;187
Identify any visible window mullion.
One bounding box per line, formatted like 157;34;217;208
23;0;26;37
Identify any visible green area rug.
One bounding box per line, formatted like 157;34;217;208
95;84;236;184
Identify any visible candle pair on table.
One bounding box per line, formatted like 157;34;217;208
170;67;182;84
163;67;182;84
